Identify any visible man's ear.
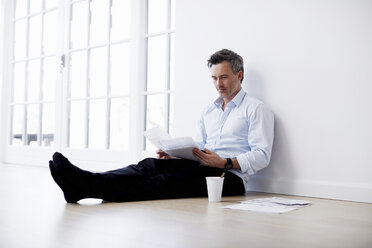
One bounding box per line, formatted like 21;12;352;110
237;70;243;82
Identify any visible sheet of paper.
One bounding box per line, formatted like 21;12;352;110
240;197;311;206
221;197;311;214
222;202;297;213
144;127;199;161
144;127;172;150
165;147;198;161
160;137;197;150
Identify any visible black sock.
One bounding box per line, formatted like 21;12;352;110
49;152;93;203
52;152;89;179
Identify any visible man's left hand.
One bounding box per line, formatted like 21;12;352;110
192;148;226;168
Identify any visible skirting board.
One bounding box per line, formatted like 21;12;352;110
246;176;372;204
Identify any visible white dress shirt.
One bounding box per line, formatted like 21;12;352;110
194;89;275;191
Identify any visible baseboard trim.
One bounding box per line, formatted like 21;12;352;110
246;176;372;203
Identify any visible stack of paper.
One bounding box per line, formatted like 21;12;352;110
221;197;311;214
144;127;199;161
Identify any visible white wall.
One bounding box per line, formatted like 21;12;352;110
0;0;3;163
173;0;372;203
0;0;10;164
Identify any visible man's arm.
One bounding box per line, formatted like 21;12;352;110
192;148;241;169
236;104;274;175
194;109;207;150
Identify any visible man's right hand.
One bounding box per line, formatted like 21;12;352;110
156;149;172;159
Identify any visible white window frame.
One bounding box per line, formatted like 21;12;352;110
144;0;175;151
0;0;175;170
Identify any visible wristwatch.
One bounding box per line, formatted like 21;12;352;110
224;158;233;170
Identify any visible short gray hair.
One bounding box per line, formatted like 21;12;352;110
207;49;244;83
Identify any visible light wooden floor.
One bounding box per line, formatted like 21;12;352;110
0;164;371;248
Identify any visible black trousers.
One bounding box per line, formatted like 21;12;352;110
87;158;246;202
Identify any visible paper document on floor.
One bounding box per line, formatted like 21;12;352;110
221;197;312;214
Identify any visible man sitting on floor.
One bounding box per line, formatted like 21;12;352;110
49;49;275;203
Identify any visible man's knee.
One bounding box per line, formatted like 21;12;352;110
138;157;158;166
135;158;160;172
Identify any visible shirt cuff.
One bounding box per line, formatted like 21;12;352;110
236;154;255;176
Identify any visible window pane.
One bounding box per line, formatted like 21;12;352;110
90;0;109;46
13;62;25;102
146;94;167;150
70;2;89;49
69;100;86;148
26;104;39;146
146;94;166;131
30;0;43;14
11;105;25;146
148;0;167;34
14;19;27;60
15;0;28;18
42;103;55;147
43;10;58;55
90;47;107;97
45;0;58;9
69;51;87;98
28;59;41;102
110;43;130;95
29;15;42;58
170;0;176;29
169;93;173;134
170;33;175;91
43;57;57;101
147;35;167;92
110;98;129;150
89;99;107;149
111;0;131;42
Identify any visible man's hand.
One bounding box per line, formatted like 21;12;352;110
192;148;226;168
156;149;173;159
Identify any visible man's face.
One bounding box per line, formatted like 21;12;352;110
211;61;242;101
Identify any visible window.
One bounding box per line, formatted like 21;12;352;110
10;0;58;148
2;0;176;166
66;0;131;150
145;0;176;150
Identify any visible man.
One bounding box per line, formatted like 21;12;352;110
49;49;274;203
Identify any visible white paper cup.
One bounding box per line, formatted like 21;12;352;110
206;177;224;202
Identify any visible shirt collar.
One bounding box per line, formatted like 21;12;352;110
214;88;246;108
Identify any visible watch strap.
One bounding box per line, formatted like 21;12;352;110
225;158;233;170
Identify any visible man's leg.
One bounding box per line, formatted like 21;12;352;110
49;153;206;202
49;153;245;203
49;152;161;203
93;157;245;202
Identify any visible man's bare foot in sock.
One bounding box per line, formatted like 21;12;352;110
49;152;92;203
